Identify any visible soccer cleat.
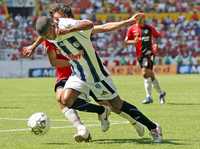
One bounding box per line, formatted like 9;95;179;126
98;106;111;132
74;125;91;143
132;122;145;137
142;97;153;104
159;91;166;104
150;123;163;143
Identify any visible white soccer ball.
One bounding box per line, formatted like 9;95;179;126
27;112;50;135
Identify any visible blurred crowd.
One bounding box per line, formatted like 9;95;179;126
0;14;45;60
92;14;200;66
0;0;199;66
70;0;199;14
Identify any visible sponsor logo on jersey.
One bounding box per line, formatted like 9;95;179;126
101;90;109;96
144;29;149;34
142;36;150;41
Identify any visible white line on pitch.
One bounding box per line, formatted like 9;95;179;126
0;118;27;121
0;117;126;123
0;118;67;121
0;121;129;133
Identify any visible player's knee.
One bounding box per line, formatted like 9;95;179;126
56;95;62;104
142;69;148;78
143;69;153;78
143;73;149;78
56;89;63;103
60;90;69;106
60;89;77;108
109;96;123;113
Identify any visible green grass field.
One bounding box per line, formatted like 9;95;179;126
0;75;200;149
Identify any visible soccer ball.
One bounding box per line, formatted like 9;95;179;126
27;112;50;135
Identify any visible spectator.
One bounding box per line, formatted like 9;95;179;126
0;0;199;65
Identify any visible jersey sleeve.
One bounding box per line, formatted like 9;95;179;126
149;25;161;38
58;18;77;29
79;26;93;39
58;18;93;38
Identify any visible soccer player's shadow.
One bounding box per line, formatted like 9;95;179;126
91;138;188;145
0;106;24;109
167;102;200;106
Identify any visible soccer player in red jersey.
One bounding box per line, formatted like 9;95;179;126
125;14;166;104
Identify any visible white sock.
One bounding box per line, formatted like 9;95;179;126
152;78;162;94
62;107;83;128
144;78;152;98
119;112;137;124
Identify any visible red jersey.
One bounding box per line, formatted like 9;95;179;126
42;40;72;82
126;24;161;58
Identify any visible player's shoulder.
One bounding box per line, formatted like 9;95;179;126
145;24;155;30
58;18;77;29
128;24;138;31
130;24;137;29
42;40;52;46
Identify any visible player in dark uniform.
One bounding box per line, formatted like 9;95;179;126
125;14;166;104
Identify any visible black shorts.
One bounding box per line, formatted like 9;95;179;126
54;79;68;92
138;54;154;70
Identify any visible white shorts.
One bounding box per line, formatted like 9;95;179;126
64;75;118;101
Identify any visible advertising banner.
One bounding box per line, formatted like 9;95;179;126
108;65;177;75
6;0;34;7
29;68;55;78
177;65;200;74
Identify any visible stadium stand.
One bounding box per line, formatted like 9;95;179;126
0;0;199;67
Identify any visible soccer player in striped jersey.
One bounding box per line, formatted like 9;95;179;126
35;5;163;143
23;3;146;142
24;38;112;142
125;14;166;104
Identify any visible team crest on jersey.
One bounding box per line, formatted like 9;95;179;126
101;90;109;96
144;29;149;34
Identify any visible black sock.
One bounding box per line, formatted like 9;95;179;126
70;98;105;115
121;101;157;130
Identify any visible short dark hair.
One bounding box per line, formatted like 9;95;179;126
49;3;74;18
35;16;52;36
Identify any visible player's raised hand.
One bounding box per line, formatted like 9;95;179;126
22;45;35;57
127;13;145;24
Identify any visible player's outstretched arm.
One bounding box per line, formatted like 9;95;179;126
22;36;44;57
57;20;94;35
47;49;70;68
92;13;144;34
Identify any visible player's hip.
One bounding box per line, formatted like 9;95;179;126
63;75;118;101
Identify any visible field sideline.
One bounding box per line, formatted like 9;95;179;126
0;75;200;149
